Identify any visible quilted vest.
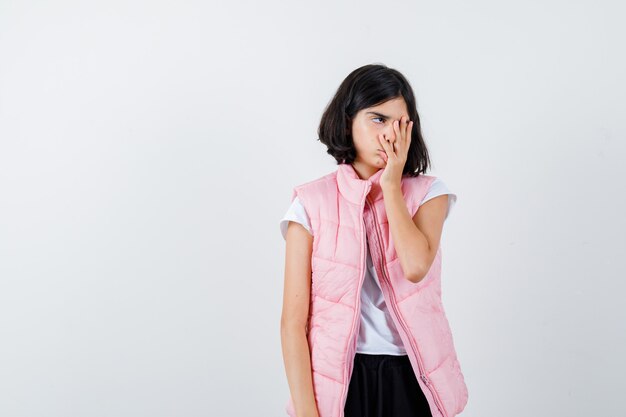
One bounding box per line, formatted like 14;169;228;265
284;163;468;417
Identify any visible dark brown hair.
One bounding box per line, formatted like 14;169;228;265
317;63;431;177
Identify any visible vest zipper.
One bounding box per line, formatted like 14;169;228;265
364;198;447;417
339;191;369;417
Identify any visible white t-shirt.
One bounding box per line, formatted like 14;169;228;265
280;177;457;355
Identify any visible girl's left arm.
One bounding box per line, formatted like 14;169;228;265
381;183;448;283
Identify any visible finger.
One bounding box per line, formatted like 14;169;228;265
404;117;410;140
398;118;409;149
402;116;410;142
378;134;394;157
384;135;397;158
377;136;390;162
393;119;407;158
378;134;387;151
392;120;399;144
406;120;413;145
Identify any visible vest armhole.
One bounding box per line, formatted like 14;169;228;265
409;175;438;219
291;186;316;240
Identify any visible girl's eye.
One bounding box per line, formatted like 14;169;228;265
373;117;386;124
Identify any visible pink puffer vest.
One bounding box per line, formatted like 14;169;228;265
285;163;468;417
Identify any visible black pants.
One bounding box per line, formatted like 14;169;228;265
344;353;433;417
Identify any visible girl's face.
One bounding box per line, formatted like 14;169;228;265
350;96;410;176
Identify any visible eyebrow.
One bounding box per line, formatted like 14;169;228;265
365;111;390;119
365;111;391;119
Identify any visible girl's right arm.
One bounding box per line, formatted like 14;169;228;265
280;220;319;417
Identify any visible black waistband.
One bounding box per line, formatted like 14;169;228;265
353;353;411;369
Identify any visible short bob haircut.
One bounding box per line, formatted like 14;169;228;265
317;63;431;177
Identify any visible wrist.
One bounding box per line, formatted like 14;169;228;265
381;181;401;193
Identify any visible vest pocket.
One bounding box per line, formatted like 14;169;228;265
427;355;469;416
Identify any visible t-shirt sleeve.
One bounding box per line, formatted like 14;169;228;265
419;177;457;221
279;196;313;240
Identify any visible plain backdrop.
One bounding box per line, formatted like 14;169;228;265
1;1;625;416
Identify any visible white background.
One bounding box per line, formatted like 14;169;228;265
1;1;624;416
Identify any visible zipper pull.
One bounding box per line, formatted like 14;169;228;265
421;374;430;385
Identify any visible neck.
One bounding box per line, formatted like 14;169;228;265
350;161;380;180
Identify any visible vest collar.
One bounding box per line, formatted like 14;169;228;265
336;163;385;205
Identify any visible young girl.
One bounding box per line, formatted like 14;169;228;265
280;64;468;417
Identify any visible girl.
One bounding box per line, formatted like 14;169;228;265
280;64;468;417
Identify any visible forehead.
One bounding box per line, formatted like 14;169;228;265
361;97;408;118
